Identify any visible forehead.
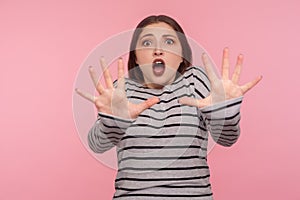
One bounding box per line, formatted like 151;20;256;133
139;22;178;37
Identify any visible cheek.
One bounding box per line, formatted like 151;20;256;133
135;49;152;65
167;54;183;69
139;66;152;79
164;45;182;57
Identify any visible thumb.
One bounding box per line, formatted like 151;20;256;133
135;97;160;115
178;97;208;108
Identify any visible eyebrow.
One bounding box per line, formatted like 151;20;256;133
139;33;177;39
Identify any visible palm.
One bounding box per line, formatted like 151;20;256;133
179;48;262;108
76;58;159;119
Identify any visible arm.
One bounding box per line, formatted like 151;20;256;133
186;66;243;146
200;96;243;147
179;48;262;147
88;112;135;153
75;57;159;153
192;65;243;146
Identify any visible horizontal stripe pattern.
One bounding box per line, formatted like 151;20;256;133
87;66;243;199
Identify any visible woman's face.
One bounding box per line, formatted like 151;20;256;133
135;22;183;89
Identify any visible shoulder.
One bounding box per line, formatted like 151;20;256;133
124;78;146;91
113;77;144;90
184;65;211;98
182;65;209;86
184;65;208;80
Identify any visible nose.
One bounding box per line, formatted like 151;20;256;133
153;46;164;56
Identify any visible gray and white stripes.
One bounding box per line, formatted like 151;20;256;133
88;66;243;199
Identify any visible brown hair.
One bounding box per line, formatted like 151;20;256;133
128;15;192;83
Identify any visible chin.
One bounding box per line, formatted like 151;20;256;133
147;76;175;89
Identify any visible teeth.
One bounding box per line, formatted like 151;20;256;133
155;61;163;64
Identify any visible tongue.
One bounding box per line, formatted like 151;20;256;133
153;63;165;76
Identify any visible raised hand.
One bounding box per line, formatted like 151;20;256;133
75;57;159;119
179;47;262;108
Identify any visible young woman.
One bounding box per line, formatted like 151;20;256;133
76;15;262;200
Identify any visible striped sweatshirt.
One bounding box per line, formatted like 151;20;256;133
88;66;243;200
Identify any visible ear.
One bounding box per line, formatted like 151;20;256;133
135;58;140;65
134;53;140;65
180;57;184;64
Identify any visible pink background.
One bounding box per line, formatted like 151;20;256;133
1;0;299;200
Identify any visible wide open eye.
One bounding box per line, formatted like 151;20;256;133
142;40;152;47
165;38;174;45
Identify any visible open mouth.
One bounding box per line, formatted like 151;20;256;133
152;59;165;76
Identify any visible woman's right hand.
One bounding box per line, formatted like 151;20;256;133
75;57;159;119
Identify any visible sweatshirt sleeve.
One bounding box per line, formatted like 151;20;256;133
200;96;243;147
191;66;243;147
87;112;135;153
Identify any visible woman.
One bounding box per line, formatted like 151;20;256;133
76;15;262;200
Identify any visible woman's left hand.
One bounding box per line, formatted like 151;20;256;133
179;47;262;108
